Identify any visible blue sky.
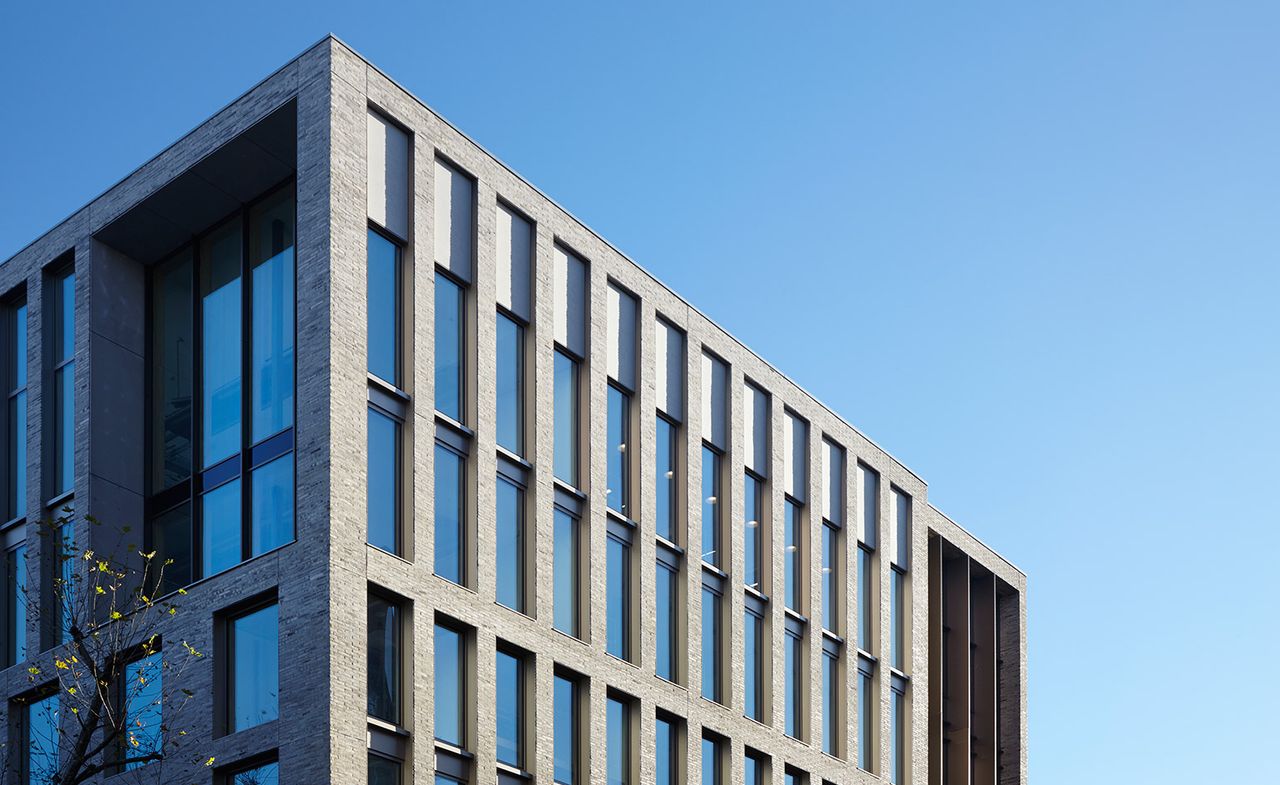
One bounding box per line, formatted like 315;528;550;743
3;2;1277;781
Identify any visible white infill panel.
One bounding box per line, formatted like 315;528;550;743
823;439;843;524
553;246;586;356
607;284;637;390
701;353;727;449
366;111;409;239
434;159;474;283
784;411;807;500
496;203;532;321
655;319;684;420
858;464;879;548
744;383;769;475
893;488;911;569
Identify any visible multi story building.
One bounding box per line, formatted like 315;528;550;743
0;36;1026;785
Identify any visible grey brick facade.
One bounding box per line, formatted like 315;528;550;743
0;36;1026;785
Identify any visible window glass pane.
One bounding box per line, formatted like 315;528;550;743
701;737;719;785
54;361;74;496
368;595;399;723
27;693;59;785
861;467;879;546
553;508;578;637
701;447;720;566
785;501;800;611
701;587;720;702
822;652;837;755
4;544;26;666
367;409;399;554
496;313;523;454
251;454;292;556
553;351;578;485
233;762;280;785
607;696;629;785
858;669;873;771
744;610;761;721
433;444;464;584
496;650;522;767
858;548;872;651
12;303;26;389
744;473;760;589
200;222;242;468
369;755;400;785
433;624;463;746
822;525;836;631
150;253;192;491
554;675;576;784
202;479;241;577
231;603;278;731
123;652;162;770
496;477;524;612
250;190;295;441
606;387;629;516
367;229;399;384
55;272;74;363
655;717;674;785
655;561;676;681
745;754;762;785
7;390;24;520
606;535;629;659
891;690;904;784
655;417;676;541
434;273;463;421
784;635;799;736
891;570;904;670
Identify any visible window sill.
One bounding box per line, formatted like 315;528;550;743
44;490;74;511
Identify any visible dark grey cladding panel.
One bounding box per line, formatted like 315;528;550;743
95;100;296;264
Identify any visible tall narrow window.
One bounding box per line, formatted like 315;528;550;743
495;476;525;613
25;692;59;785
3;543;26;667
553;351;579;486
784;500;802;611
434;443;465;584
701;584;721;703
228;602;278;732
367;228;400;385
655;714;678;785
857;465;879;654
745;750;766;785
553;673;579;785
744;605;763;721
822;646;839;757
655;557;678;682
230;760;279;785
606;694;631;785
890;679;907;784
701;735;722;785
785;629;802;739
822;524;838;631
434;273;464;422
553;506;579;638
858;657;876;772
122;651;162;770
700;446;721;566
495;313;523;455
368;594;401;724
655;416;677;541
606;386;629;516
50;268;75;499
606;532;631;660
367;408;401;554
5;300;26;521
434;622;465;747
744;472;762;590
891;568;906;671
858;546;874;650
496;648;524;770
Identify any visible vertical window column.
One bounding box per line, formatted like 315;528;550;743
889;488;912;784
552;245;587;640
856;463;880;772
605;284;637;662
654;317;686;684
699;353;728;706
782;411;809;742
4;297;26;523
820;438;846;759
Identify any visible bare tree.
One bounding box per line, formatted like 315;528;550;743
1;507;211;784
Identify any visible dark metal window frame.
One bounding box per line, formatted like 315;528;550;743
144;180;298;585
1;291;26;525
217;591;279;738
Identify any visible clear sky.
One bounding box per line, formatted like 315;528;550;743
2;2;1277;782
